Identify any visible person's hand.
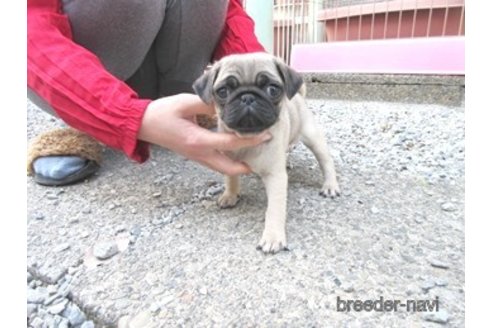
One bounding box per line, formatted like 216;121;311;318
137;94;271;175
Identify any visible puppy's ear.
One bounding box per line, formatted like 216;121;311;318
274;57;304;99
192;63;220;104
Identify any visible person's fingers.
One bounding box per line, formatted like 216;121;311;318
199;152;252;176
198;129;272;151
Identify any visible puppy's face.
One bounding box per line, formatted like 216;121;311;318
193;53;303;135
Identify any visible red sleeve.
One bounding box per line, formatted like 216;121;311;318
27;0;152;163
212;0;266;60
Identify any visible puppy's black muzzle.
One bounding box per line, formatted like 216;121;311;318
222;92;279;134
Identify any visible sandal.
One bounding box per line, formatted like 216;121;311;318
27;128;103;186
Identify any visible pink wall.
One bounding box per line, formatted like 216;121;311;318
290;36;465;74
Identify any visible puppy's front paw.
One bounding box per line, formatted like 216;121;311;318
319;180;341;198
217;192;240;208
257;229;288;254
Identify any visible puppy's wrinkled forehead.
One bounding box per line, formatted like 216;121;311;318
215;55;281;86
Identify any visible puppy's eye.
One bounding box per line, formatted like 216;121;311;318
266;85;281;98
216;87;229;99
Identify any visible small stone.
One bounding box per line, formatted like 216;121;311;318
115;224;127;234
54;243;71;252
423;309;450;324
175;224;183;229
131;208;137;214
424;189;434;196
414;214;425;224
93;241;119;260
206;184;223;197
30;317;44;328
434;278;448;287
62;303;86;326
153;191;162;198
130;225;141;236
170;206;185;217
160;295;175;305
47;284;58;295
199;287;208;295
42;316;55;326
68;216;80;224
115;299;131;311
430;259;450;269
150;286;165;296
161;215;174;225
27;271;33;283
46;194;59;200
33;213;45;220
365;180;375;186
150;302;161;313
27;303;37;318
400;250;415;263
129;235;138;244
405;284;420;296
421;280;435;292
109;203;116;210
342;284;355;293
27;287;48;304
441;202;457;212
128;310;151;328
57;317;70;328
80;230;90;238
47;298;68;314
118;316;131;328
58;228;67;236
57;281;71;298
67;266;79;275
370;206;380;214
80;321;95;328
44;293;65;306
151;218;164;226
38;262;67;284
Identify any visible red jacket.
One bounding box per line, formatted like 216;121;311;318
27;0;265;163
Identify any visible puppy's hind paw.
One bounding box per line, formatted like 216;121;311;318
319;181;341;199
217;192;240;209
257;230;288;254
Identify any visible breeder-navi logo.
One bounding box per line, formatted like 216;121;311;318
336;296;440;313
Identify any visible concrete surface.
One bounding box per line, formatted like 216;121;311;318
304;73;465;107
27;95;464;327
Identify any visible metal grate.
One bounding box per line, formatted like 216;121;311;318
273;0;325;64
270;0;465;63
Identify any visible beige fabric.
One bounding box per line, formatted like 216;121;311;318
196;114;218;130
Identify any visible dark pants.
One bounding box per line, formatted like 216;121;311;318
28;0;229;113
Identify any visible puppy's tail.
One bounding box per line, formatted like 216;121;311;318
298;83;307;97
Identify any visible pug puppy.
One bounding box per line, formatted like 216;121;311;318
193;53;340;253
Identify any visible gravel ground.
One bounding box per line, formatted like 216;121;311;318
27;97;464;327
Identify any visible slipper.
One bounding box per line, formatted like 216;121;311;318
32;156;100;186
27;128;103;186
